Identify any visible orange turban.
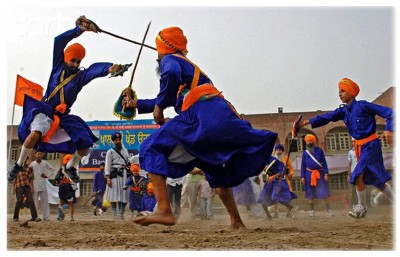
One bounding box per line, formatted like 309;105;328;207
64;43;86;63
155;27;188;55
130;163;140;173
63;154;73;165
305;134;317;144
338;78;360;97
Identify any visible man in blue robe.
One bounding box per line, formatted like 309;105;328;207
124;27;277;229
300;134;333;217
8;17;124;183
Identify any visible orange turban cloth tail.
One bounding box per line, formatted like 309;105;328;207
305;134;317;144
64;43;86;63
155;27;188;55
338;78;360;97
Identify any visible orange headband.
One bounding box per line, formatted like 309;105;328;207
155;27;188;55
64;43;86;63
305;134;317;144
63;154;73;165
338;78;359;97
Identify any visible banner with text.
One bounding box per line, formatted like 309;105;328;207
79;119;159;172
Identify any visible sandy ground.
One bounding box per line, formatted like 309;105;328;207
7;199;394;251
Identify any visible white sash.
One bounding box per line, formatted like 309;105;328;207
262;159;276;174
305;150;323;168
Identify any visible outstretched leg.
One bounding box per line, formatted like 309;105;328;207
215;187;246;230
132;173;175;226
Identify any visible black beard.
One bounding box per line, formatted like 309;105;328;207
114;143;122;150
64;64;79;77
306;144;314;153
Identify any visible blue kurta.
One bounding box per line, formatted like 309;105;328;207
137;54;277;188
92;171;106;208
18;26;112;153
309;99;393;188
93;171;107;194
301;147;330;199
257;157;297;206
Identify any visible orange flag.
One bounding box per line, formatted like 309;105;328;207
14;75;44;106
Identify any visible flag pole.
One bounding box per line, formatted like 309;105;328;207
8;75;18;165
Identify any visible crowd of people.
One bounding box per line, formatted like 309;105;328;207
8;16;394;229
11;138;393;224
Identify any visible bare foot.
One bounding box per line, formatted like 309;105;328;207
132;212;176;226
229;222;247;231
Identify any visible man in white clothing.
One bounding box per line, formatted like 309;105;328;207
105;132;130;219
30;151;56;221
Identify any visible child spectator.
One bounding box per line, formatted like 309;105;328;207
55;154;78;221
123;163;148;217
198;174;216;220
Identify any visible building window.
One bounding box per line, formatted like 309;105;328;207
328;173;349;190
287;135;307;152
377;131;389;149
79;179;92;196
326;132;351;151
10;145;19;162
291;178;303;192
45;152;61;161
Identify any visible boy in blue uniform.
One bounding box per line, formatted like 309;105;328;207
123;163;148;217
8;16;124;183
296;78;394;218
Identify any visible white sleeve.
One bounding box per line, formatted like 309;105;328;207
104;150;113;176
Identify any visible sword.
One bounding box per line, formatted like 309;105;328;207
276;115;303;193
121;21;152;112
83;191;98;206
76;16;157;51
99;28;157;51
129;21;152;87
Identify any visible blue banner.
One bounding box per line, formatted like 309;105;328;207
79;119;159;172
